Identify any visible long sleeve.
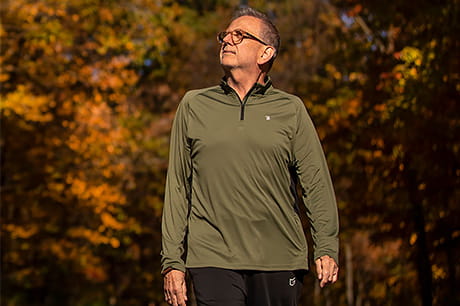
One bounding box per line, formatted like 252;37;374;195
161;96;192;273
292;100;339;264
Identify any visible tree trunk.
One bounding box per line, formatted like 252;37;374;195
446;233;458;306
356;275;363;306
405;165;433;306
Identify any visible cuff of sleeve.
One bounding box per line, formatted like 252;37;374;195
161;261;186;275
313;235;339;264
314;250;339;266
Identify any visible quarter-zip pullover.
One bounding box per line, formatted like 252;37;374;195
161;78;339;273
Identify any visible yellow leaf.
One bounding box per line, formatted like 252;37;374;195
0;73;9;82
1;85;53;122
110;238;120;248
432;264;447;280
101;212;125;230
409;233;417;245
4;224;38;239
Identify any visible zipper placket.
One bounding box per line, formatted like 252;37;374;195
230;85;258;121
240;101;246;120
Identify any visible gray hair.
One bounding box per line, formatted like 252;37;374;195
232;7;280;62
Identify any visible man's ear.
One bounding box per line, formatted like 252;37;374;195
257;46;275;65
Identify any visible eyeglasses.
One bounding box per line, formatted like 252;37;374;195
217;29;268;46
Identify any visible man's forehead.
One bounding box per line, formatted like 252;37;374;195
226;16;263;33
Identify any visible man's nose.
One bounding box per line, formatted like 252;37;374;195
222;33;234;45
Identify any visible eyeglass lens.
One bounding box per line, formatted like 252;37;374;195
218;30;244;44
232;31;244;43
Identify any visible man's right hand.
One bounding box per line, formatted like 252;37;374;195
164;269;188;306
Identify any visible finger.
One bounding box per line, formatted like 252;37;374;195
164;286;171;303
328;263;334;282
164;292;171;304
332;265;339;281
168;289;176;305
319;259;329;282
167;286;179;305
319;256;331;281
328;259;338;281
323;261;331;281
329;259;337;280
332;272;338;283
175;293;185;306
329;263;338;282
173;284;184;305
173;284;185;305
320;275;328;288
322;270;330;285
171;293;178;306
182;278;188;301
315;258;323;280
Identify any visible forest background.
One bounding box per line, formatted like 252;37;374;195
1;0;459;305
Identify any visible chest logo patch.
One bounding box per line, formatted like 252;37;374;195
265;115;271;120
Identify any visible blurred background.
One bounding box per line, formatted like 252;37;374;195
1;0;459;305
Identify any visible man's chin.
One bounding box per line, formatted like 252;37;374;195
220;61;236;70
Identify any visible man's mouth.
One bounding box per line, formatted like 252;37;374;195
222;49;236;55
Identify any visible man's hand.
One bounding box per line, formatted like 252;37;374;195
315;255;339;288
164;270;187;306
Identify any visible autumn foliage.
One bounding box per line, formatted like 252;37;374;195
1;0;459;305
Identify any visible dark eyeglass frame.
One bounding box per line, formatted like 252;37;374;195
217;29;269;46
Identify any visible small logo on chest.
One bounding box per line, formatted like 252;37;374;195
265;115;271;121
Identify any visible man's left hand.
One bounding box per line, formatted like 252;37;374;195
315;255;339;288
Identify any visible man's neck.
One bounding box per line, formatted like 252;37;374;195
226;69;267;101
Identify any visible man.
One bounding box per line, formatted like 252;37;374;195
161;7;339;306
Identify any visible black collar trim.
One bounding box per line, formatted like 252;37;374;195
220;76;272;95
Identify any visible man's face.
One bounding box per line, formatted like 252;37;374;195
219;16;267;71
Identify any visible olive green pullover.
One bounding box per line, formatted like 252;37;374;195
161;78;339;274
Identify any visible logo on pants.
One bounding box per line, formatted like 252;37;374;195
289;277;296;286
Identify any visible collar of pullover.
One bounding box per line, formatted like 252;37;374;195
220;76;273;97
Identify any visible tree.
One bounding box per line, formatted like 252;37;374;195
311;0;460;304
1;0;205;304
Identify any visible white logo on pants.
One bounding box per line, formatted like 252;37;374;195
289;277;296;286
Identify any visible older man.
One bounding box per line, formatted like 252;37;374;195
161;7;339;306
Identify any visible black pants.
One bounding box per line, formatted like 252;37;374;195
189;267;305;306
